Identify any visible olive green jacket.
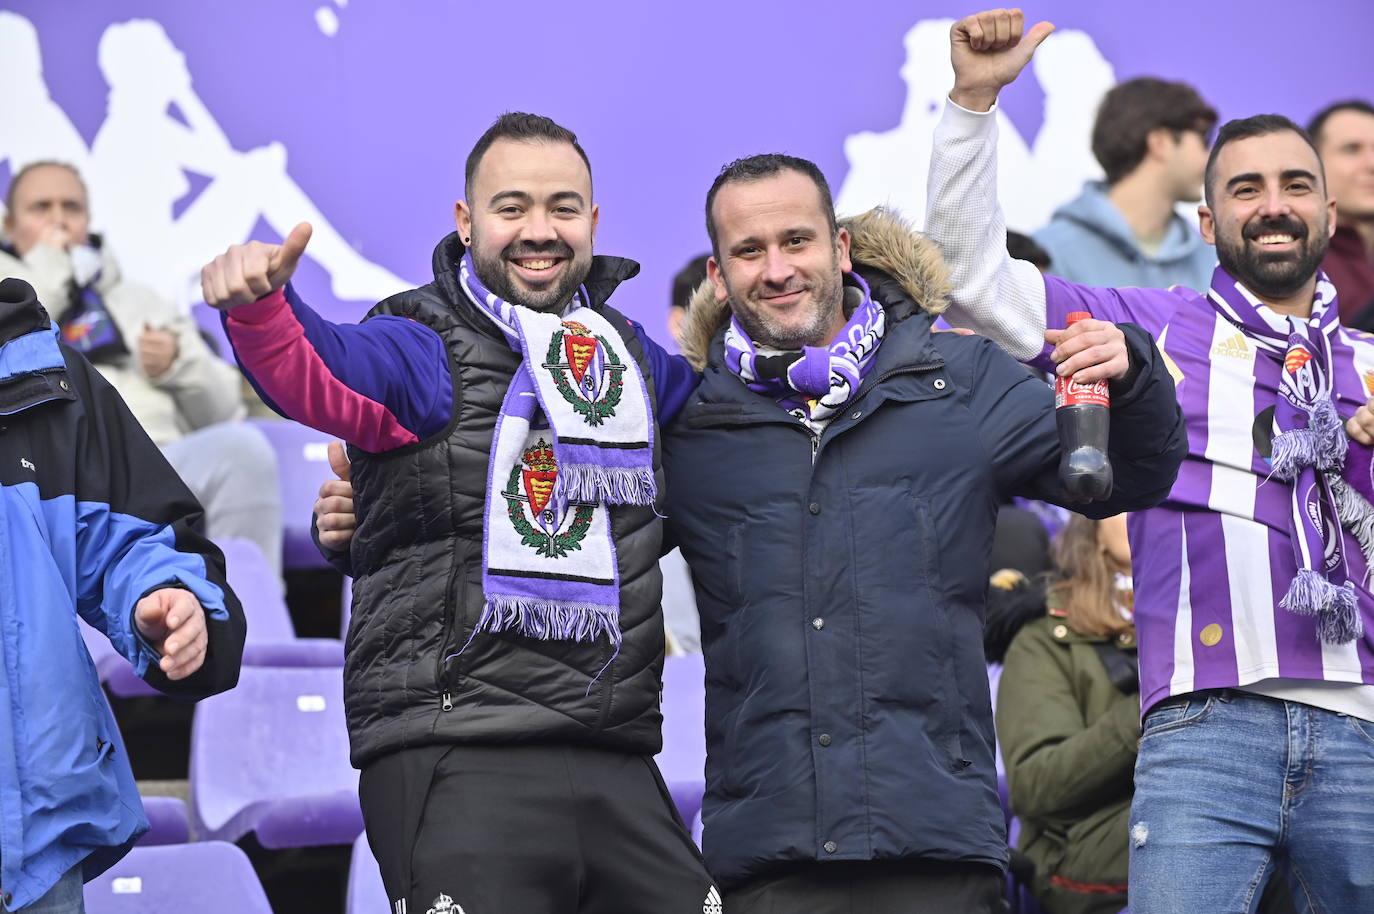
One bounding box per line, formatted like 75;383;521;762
997;614;1140;914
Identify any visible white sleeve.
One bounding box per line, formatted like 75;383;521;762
924;98;1049;361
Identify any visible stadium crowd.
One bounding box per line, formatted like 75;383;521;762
3;5;1374;913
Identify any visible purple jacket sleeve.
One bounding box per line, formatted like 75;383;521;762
1031;275;1185;373
630;322;701;426
223;285;452;451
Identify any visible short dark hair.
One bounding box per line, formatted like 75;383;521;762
1307;99;1374;148
704;154;837;256
1203;114;1323;210
4;160;86;216
463;112;592;199
1092;77;1218;185
671;254;710;311
1006;230;1051;270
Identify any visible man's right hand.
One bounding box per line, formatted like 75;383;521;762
949;8;1054;112
315;441;357;551
36;224;72;252
201;221;313;310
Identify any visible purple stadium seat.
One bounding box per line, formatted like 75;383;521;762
656;654;706;826
247;418;338;570
216;537;293;641
83;842;272;913
218;536;345;665
137;796;189;846
346;830;389;914
189;666;362;848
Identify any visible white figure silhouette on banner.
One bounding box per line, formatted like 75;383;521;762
835;18;1117;232
0;12;91;196
0;13;409;310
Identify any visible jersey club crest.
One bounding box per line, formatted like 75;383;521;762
503;438;595;558
543;321;626;426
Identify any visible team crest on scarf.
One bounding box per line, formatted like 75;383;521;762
502;438;595;558
543;320;625;425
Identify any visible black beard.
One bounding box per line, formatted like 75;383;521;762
470;237;590;313
1216;215;1329;301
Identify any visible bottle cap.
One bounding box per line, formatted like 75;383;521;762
1065;311;1092;325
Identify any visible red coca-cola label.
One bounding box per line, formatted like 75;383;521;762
1055;376;1110;408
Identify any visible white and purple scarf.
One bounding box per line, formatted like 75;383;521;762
452;254;656;665
723;273;886;424
1208;266;1365;643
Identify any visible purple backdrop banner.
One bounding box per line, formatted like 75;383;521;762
3;0;1371;347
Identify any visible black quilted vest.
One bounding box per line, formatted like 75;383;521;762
343;234;667;768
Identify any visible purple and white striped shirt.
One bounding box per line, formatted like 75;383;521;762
925;98;1374;715
1041;277;1374;713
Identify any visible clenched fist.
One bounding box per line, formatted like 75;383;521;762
201;222;313;310
949;8;1055;113
315;441;357;551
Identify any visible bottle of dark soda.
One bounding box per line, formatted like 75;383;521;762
1055;311;1113;500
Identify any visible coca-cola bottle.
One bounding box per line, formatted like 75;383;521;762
1055;311;1113;500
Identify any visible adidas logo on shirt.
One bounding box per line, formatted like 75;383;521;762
1211;333;1253;361
704;885;723;914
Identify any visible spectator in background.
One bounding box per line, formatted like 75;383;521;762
995;517;1296;914
1007;229;1052;272
0;161;284;576
661;253;711;655
0;276;244;912
1308;101;1374;325
1034;77;1218;291
670;253;710;346
997;514;1137;914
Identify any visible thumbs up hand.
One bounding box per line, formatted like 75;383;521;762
949;9;1055;112
201;222;313;309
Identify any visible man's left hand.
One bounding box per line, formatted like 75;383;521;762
138;325;179;378
1045;319;1129;383
134;587;208;680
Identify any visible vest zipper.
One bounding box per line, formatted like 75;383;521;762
435;561;467;711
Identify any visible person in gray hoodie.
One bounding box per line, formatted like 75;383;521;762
1035;77;1218;292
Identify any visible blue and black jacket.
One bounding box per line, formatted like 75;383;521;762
0;278;245;909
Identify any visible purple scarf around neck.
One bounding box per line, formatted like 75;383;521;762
722;273;886;423
1207;266;1362;643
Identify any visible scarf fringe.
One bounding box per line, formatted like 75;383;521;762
1279;569;1363;644
559;464;657;506
478;596;624;646
1271;400;1347;480
1328;473;1374;568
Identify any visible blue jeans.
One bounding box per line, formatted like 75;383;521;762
1130;689;1374;914
24;866;84;913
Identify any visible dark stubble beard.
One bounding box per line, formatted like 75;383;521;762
470;235;591;313
729;259;846;350
1215;213;1330;301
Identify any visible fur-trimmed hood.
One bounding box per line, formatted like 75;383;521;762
678;207;952;370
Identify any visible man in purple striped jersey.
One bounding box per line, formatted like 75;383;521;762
926;8;1374;914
